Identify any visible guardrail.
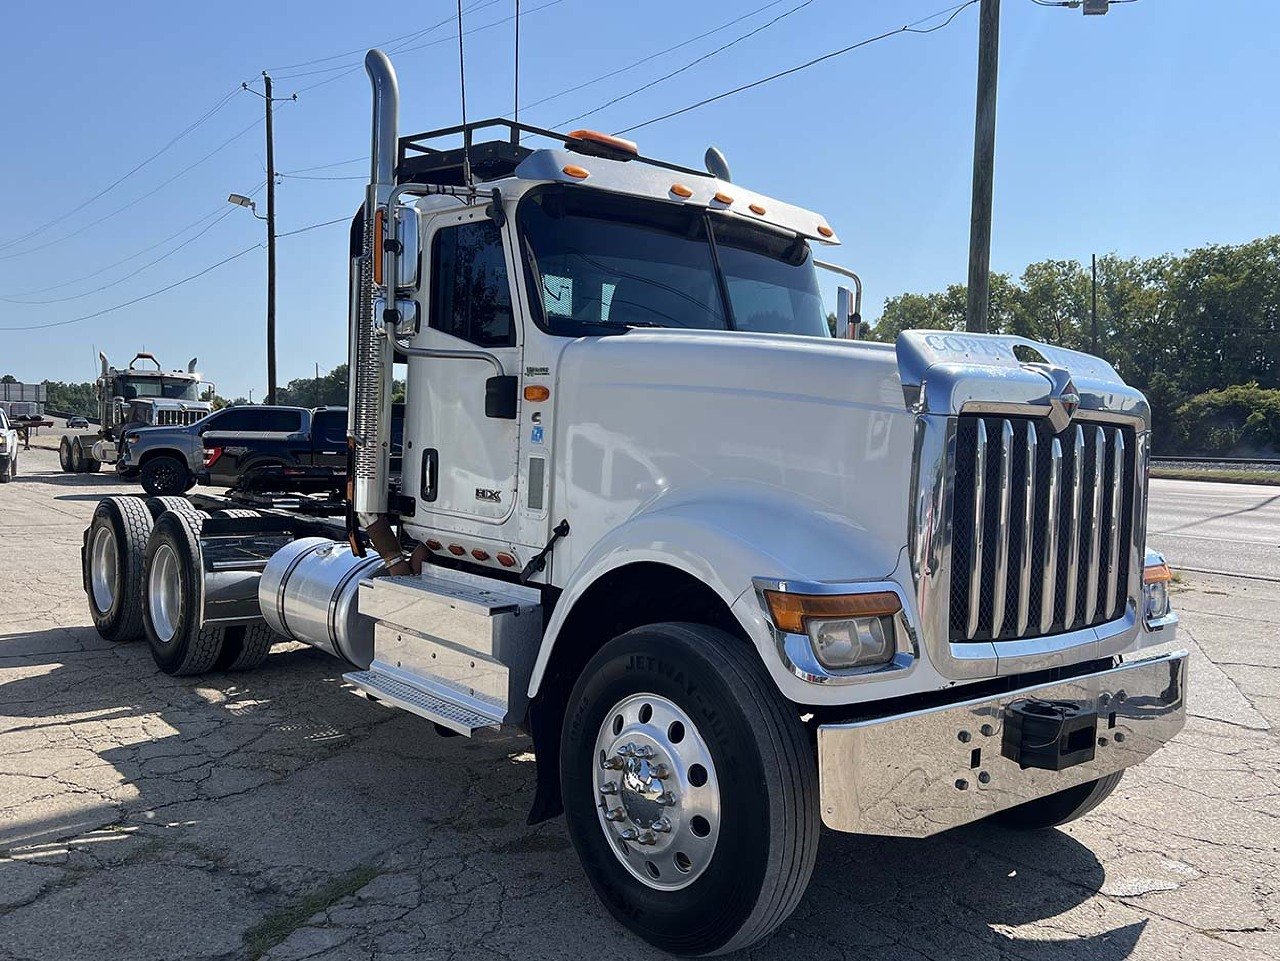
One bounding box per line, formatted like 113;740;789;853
1153;455;1280;466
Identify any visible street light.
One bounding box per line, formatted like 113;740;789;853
227;193;265;220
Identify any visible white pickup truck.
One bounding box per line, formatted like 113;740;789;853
80;49;1187;956
0;407;17;482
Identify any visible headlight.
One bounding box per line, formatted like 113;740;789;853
1143;553;1174;625
763;588;902;671
807;615;895;669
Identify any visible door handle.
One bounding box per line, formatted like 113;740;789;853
420;448;438;502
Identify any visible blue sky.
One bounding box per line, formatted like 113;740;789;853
0;0;1275;399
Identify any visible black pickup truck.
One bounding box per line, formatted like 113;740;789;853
200;406;349;489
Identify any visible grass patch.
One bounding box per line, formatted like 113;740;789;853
1150;467;1280;486
244;865;380;959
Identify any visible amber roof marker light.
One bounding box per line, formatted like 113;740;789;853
562;164;591;180
565;130;639;161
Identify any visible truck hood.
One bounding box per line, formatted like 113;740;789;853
552;329;916;583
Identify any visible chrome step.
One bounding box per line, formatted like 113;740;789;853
344;666;502;736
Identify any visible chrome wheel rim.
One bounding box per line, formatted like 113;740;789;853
593;693;721;891
89;525;118;614
148;543;181;643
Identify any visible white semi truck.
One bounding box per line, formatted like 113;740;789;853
60;351;213;480
80;50;1187;955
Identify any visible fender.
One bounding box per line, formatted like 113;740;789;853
528;484;910;706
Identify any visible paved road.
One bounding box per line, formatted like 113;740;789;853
1148;478;1280;579
1;447;1276;961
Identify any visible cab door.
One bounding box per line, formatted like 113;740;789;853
403;208;521;528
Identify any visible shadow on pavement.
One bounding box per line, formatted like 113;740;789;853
0;628;1138;960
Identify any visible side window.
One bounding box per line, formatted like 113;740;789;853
259;409;303;432
312;410;348;445
204;408;299;432
430;220;515;348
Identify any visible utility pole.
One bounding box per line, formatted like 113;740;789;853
263;72;278;406
1091;254;1099;355
965;0;1000;333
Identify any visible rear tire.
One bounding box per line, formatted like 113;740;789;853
84;454;101;473
142;510;225;675
70;438;86;473
144;495;198;521
992;771;1124;830
85;496;154;641
59;436;73;472
0;457;11;483
215;623;277;671
561;623;819;956
140;455;193;496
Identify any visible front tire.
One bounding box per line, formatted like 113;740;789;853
140;456;193;496
561;623;818;956
992;771;1124;830
0;456;11;483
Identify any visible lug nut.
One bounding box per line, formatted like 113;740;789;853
636;830;657;846
605;807;626;822
601;756;624;770
651;763;671;779
600;782;619;795
657;791;676;806
618;743;637;757
651;817;672;833
633;745;655;759
620;828;639;841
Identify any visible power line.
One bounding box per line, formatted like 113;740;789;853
291;0;560;95
0;86;245;253
0;116;264;263
268;0;504;78
1;213;351;333
614;1;980;135
0;244;262;332
554;0;818;130
520;0;794;115
0;182;268;301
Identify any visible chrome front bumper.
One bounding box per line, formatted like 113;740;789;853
817;650;1188;837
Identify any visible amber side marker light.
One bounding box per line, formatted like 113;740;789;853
713;191;734;205
524;385;550;402
817;225;835;238
562;164;590;180
749;202;767;215
372;208;385;285
763;590;902;635
1143;562;1173;585
670;183;694;198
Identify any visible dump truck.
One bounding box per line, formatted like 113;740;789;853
60;352;214;477
80;49;1187;955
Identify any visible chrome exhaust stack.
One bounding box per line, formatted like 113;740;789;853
349;49;399;524
348;49;409;573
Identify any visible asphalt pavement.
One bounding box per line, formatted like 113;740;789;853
0;447;1276;961
1147;478;1280;580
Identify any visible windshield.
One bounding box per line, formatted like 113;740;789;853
114;376;201;401
518;186;829;338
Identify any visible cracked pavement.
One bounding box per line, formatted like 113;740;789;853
1;445;1276;960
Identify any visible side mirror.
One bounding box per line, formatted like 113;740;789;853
389;207;422;291
836;287;856;340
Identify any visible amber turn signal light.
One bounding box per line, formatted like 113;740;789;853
763;590;902;635
1143;562;1173;584
524;385;550;402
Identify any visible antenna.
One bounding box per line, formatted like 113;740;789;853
456;0;472;186
513;0;521;125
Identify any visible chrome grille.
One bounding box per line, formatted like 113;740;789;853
949;415;1136;643
156;409;206;427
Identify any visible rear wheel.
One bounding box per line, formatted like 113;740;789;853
215;623;277;671
561;623;819;956
144;495;199;522
142;510;225;675
84;453;102;473
992;771;1124;830
85;496;154;641
59;437;73;472
140;455;193;496
70;438;86;472
0;456;11;483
